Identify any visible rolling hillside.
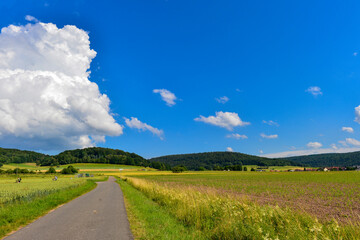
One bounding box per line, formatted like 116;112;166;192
149;152;300;170
280;151;360;167
0;148;50;165
0;147;169;170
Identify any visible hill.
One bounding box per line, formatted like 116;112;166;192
0;147;170;170
0;148;51;166
279;151;360;167
149;152;300;170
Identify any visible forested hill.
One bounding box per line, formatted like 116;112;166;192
0;147;51;165
279;151;360;167
50;147;149;167
149;152;300;170
0;147;169;169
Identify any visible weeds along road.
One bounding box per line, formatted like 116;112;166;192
4;176;133;240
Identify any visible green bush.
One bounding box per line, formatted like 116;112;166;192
46;167;56;174
60;165;79;174
172;166;187;173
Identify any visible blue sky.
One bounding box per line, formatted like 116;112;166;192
1;0;360;158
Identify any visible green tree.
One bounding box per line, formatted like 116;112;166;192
61;165;79;174
171;166;186;173
46;167;56;174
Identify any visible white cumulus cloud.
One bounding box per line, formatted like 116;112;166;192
260;133;278;139
0;20;123;150
342;127;354;133
194;111;250;131
307;142;322;149
226;133;248;139
346;138;360;146
124;117;164;140
226;147;233;152
153;89;177;106
306;86;322;96
215;96;229;104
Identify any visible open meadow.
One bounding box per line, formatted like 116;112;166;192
115;170;360;239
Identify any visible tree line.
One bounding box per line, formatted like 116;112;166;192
0;147;170;171
150;152;300;170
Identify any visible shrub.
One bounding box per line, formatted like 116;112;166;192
60;165;79;174
46;167;56;174
172;166;187;173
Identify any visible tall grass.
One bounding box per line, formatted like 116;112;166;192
123;177;360;240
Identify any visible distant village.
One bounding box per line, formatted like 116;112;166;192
265;166;360;172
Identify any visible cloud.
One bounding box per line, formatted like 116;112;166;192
124;117;164;140
25;15;38;22
346;138;360;146
261;147;360;158
226;133;248;139
355;105;360;124
215;96;229;104
0;20;123;150
262;120;279;127
194;111;250;131
153;89;177;106
306;86;322;96
259;150;263;154
342;127;354;133
307;142;322;149
354;52;358;57
260;133;278;139
226;147;233;152
330;143;338;150
338;140;348;147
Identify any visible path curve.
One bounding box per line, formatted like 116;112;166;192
4;176;133;240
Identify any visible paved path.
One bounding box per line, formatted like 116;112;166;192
5;177;133;240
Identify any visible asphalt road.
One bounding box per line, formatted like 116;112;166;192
4;176;133;240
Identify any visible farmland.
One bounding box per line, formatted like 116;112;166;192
0;176;87;204
1;163;145;172
0;174;104;238
117;171;360;239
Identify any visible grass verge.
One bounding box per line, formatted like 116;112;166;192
0;179;97;239
116;178;206;240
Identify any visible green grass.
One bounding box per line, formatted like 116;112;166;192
0;179;97;238
116;178;206;240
